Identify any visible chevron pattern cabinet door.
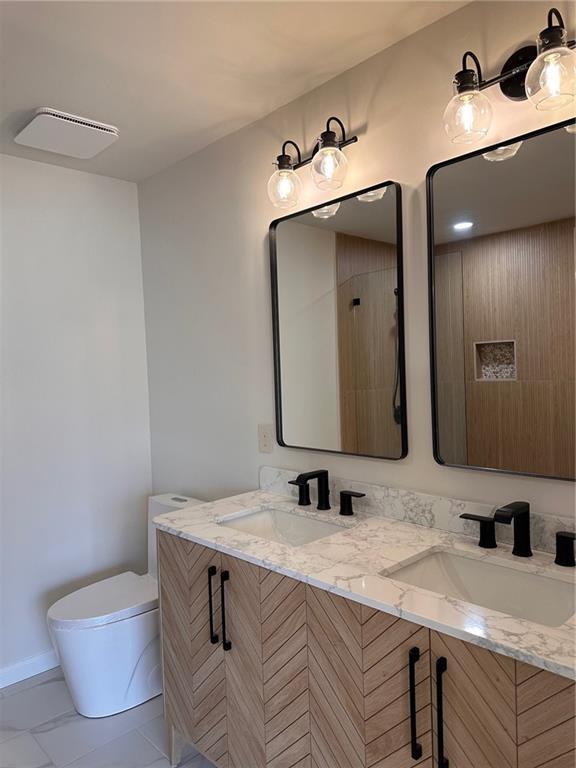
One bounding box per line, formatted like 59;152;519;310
158;532;229;768
261;570;311;768
307;585;432;768
516;662;576;768
222;554;266;768
188;544;228;767
222;559;312;768
157;531;196;744
431;630;518;768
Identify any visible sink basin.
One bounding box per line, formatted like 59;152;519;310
386;551;575;627
217;507;343;547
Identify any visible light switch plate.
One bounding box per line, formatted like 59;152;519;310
258;423;275;453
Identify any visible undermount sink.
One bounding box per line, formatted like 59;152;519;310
216;507;344;547
386;550;575;628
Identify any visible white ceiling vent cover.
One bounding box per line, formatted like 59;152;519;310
14;108;119;159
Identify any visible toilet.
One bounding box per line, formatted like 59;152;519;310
47;493;203;718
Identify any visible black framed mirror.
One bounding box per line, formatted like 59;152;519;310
269;181;407;459
428;119;575;481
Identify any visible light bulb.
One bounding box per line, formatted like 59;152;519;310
566;123;576;134
311;146;348;190
312;202;340;219
443;89;492;144
357;188;387;202
526;45;576;111
267;168;301;209
482;141;523;162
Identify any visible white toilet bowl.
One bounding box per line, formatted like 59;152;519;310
47;494;203;718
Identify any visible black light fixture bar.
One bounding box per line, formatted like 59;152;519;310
277;116;358;171
454;7;574;102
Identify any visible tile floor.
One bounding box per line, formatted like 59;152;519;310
0;668;214;768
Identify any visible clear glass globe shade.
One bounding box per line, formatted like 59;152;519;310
357;188;387;202
267;169;301;209
443;90;492;144
311;202;340;219
310;146;348;190
525;47;576;111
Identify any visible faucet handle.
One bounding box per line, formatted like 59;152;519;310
288;479;311;507
339;490;366;516
555;531;576;567
460;513;497;549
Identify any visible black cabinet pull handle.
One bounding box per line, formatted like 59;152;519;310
436;657;449;767
207;565;219;645
408;647;423;760
220;570;231;651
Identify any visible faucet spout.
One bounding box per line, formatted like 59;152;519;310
290;470;331;510
494;501;532;557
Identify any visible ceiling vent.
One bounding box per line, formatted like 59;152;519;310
14;108;119;159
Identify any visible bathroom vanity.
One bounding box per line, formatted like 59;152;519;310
155;476;575;768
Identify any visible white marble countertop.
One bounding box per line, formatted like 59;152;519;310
154;489;576;680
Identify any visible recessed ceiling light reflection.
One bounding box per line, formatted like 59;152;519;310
357;188;387;202
312;202;340;219
482;141;523;162
453;221;474;231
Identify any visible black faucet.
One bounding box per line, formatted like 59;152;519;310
494;501;532;557
555;531;576;567
289;470;330;510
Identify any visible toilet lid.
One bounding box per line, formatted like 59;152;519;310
47;571;158;630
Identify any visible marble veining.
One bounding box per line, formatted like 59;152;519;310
154;474;575;681
260;465;575;554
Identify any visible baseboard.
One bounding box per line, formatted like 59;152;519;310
0;648;59;689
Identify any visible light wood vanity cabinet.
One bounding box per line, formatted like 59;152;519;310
158;533;575;768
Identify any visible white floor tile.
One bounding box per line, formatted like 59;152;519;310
32;696;163;767
0;669;63;701
62;730;169;768
139;716;198;762
0;676;74;744
0;732;54;768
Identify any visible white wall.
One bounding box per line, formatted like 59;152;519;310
276;223;340;450
139;2;575;522
0;155;152;684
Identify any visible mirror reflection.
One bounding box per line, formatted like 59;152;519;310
271;183;406;458
430;123;575;480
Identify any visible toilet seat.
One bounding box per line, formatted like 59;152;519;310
47;571;158;631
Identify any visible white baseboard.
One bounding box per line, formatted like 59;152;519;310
0;649;59;689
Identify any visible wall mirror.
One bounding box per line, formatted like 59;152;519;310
428;120;575;481
270;182;407;459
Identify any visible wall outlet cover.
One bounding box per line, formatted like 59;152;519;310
258;424;275;453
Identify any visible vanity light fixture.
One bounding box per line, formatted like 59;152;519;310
356;187;387;202
443;52;493;144
267;141;302;209
311;202;340;219
267;116;358;208
453;221;474;231
443;7;575;145
482;141;523;162
526;8;576;110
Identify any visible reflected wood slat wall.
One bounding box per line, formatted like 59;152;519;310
435;218;575;478
433;250;467;465
336;233;400;457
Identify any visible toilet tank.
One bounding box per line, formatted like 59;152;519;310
147;494;204;578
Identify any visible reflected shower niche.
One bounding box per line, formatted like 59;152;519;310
474;341;517;381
